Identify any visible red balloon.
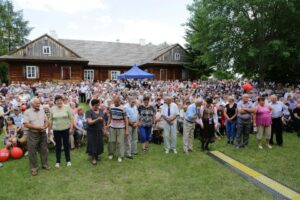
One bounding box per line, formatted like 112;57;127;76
11;147;23;159
0;148;10;162
243;83;253;91
21;105;27;111
192;83;197;88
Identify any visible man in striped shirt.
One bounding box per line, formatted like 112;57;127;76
108;96;128;162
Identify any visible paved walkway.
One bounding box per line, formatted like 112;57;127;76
208;151;300;200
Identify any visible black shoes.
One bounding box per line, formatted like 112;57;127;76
126;155;133;159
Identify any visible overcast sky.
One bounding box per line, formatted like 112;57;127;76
13;0;193;46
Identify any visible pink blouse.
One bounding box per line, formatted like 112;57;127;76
256;106;272;126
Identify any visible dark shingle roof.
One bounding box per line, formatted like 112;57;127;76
0;55;89;63
58;39;173;66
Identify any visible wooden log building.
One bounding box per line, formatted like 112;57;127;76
0;34;193;83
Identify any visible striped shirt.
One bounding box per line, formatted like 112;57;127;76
109;105;126;129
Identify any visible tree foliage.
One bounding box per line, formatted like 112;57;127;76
185;0;300;83
0;0;32;83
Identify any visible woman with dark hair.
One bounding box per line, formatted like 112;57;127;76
50;95;74;168
3;117;17;148
199;98;218;151
86;99;104;165
253;97;273;149
138;95;156;152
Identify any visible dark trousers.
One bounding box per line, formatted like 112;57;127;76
271;117;283;145
236;118;251;147
27;131;48;172
54;129;71;163
80;93;86;103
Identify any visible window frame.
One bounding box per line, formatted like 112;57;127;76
84;69;94;82
26;66;37;79
42;46;51;55
174;52;181;61
111;70;120;80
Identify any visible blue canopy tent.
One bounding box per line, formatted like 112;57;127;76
117;64;155;79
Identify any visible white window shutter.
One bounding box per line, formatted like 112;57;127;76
36;66;40;79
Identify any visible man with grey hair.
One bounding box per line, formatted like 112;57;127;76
161;96;179;154
23;98;50;176
124;96;139;159
236;94;255;149
269;95;286;146
183;98;202;154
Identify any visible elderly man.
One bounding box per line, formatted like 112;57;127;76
269;95;286;146
23;98;50;176
183;98;202;154
236;94;255;149
108;96;128;163
161;96;179;154
124;96;139;159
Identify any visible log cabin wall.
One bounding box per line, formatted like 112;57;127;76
8;61;84;84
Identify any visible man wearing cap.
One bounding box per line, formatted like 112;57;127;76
12;107;27;148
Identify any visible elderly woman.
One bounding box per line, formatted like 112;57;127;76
50;95;74;168
199;98;218;151
138;95;156;152
253;97;273;149
86;99;104;165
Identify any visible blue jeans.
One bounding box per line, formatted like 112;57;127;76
139;127;152;143
226;120;236;142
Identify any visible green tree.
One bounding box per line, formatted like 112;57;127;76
185;0;300;83
0;0;32;83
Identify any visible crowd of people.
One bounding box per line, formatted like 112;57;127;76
0;80;300;174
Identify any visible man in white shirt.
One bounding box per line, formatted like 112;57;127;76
161;96;179;154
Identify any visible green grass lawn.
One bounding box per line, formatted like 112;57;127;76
0;104;298;200
0;133;275;200
214;132;300;192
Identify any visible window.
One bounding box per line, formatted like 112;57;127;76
174;52;181;61
26;66;37;79
43;46;51;55
84;69;94;82
111;71;120;80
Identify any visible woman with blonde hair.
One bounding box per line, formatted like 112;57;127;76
224;96;237;144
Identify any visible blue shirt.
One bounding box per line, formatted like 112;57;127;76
12;114;23;129
269;101;286;118
125;103;139;123
185;103;197;122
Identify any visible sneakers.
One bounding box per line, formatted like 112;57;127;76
258;145;263;149
267;144;272;149
108;155;113;160
42;165;51;170
117;157;122;162
173;149;178;154
31;171;38;176
0;163;3;168
67;162;72;167
55;163;60;168
165;149;169;154
24;151;28;156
